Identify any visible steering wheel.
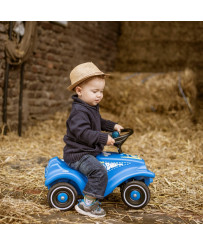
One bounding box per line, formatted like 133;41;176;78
112;128;134;153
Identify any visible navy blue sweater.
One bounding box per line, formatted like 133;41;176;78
63;95;116;163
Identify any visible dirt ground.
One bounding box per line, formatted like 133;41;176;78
0;107;202;224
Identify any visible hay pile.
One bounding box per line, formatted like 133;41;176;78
101;69;197;131
0;105;202;223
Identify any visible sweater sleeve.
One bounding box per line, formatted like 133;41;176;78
69;111;108;146
101;117;116;132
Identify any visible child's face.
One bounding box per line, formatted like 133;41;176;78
76;77;105;106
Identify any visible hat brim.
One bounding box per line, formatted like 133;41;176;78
67;72;110;91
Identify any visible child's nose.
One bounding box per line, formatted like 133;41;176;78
97;93;101;98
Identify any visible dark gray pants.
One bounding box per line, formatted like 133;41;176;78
68;154;108;199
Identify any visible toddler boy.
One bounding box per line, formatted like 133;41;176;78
63;62;123;218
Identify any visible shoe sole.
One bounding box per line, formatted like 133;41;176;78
75;204;106;218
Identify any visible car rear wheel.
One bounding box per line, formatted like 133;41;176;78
48;182;78;211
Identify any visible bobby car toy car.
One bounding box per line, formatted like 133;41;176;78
45;128;155;211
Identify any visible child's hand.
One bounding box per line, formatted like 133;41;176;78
107;135;115;145
114;124;124;134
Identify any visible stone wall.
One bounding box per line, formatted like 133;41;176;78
0;21;120;132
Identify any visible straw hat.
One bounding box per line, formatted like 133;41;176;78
67;62;109;91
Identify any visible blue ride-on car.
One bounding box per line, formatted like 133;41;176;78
45;129;155;211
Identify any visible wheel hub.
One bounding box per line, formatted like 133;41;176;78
130;190;140;200
57;193;68;203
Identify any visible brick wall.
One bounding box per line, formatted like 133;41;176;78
0;21;120;132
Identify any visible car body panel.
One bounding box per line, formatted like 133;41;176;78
45;152;155;197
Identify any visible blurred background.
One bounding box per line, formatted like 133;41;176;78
0;21;202;132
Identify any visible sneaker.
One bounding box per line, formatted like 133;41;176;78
75;199;106;218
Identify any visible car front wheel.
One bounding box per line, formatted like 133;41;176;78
121;181;150;209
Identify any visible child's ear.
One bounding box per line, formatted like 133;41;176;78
75;86;82;96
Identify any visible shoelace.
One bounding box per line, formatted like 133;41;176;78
78;199;101;210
